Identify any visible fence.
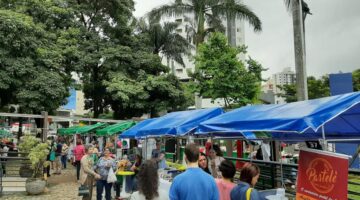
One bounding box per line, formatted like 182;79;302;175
225;156;360;200
0;152;31;195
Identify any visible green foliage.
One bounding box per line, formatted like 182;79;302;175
18;135;40;153
0;0;189;119
307;76;330;99
277;76;330;103
28;142;49;178
18;135;49;178
136;18;192;67
277;84;297;103
352;69;360;91
0;1;80;114
149;0;261;47
190;32;263;108
105;71;187;118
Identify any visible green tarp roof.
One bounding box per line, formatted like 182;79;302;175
58;126;81;135
0;129;12;138
58;123;107;136
96;121;135;136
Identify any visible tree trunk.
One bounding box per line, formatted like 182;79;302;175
292;0;308;101
194;12;206;110
227;13;237;47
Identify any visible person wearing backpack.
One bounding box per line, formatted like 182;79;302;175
230;163;264;200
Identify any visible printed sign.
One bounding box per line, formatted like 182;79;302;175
296;148;349;200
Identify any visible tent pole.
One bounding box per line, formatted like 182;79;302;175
279;141;284;188
322;126;327;151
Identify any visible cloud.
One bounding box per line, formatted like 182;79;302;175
244;0;360;78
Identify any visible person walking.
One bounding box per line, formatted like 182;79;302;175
74;140;85;181
94;148;116;200
80;145;101;200
230;163;264;200
54;139;63;174
215;160;236;200
61;142;69;169
1;144;9;175
169;143;219;200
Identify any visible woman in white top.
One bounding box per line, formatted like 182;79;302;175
130;159;169;200
208;144;225;178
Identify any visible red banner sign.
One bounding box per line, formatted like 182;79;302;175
296;149;348;200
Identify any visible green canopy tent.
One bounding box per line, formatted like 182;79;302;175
57;126;81;136
58;123;107;136
96;121;136;136
75;123;108;135
0;129;13;138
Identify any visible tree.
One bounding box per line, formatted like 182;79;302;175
277;75;330;103
284;0;312;101
0;1;79;114
149;0;261;47
352;69;360;91
136;18;192;68
190;32;263;108
69;0;135;118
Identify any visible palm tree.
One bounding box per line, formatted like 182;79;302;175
284;0;312;101
136;18;192;72
149;0;261;48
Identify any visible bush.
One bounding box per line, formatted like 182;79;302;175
19;135;49;178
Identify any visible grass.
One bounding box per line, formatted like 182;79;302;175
349;175;360;200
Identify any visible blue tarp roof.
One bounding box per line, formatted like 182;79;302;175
137;108;224;137
196;92;360;140
119;118;157;139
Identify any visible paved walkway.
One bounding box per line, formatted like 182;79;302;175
2;167;96;200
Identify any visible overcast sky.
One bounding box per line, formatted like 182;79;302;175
133;0;360;78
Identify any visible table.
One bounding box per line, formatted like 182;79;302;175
159;177;172;192
117;171;135;198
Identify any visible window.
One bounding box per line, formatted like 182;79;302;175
176;29;182;33
176;68;183;74
175;18;183;23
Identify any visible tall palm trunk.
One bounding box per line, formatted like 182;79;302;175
194;9;207;109
292;0;308;101
227;14;236;47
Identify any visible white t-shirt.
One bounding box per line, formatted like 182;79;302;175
208;156;225;178
130;189;169;200
2;146;9;157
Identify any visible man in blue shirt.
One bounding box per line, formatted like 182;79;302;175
169;143;219;200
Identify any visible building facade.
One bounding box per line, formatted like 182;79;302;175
261;67;296;104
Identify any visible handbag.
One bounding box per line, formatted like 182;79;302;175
107;167;117;183
49;151;56;161
78;185;90;196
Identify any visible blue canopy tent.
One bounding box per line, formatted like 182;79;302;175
196;92;360;141
137;107;224;138
119;118;157;139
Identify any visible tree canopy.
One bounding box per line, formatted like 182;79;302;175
0;0;190;119
0;1;78;113
190;32;264;108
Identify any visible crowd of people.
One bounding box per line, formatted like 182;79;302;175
12;136;264;200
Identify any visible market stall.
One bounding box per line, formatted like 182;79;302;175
195;92;360;199
118;108;224;198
